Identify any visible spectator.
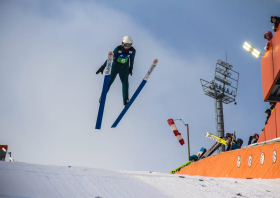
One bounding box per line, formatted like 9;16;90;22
270;15;280;32
264;31;273;51
265;109;271;124
248;134;259;145
269;102;276;112
226;133;239;151
232;143;241;150
189;155;198;163
236;138;243;147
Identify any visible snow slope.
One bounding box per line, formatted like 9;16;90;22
0;161;280;198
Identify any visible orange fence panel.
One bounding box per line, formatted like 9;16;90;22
257;103;280;143
273;27;280;80
258;128;266;143
276;104;280;137
261;27;280;101
265;110;277;140
261;48;274;101
175;142;280;179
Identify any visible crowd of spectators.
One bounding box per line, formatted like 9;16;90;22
225;133;242;151
264;16;279;51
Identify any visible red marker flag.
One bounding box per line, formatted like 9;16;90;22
167;119;185;145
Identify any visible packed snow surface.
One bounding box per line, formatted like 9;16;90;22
0;161;280;198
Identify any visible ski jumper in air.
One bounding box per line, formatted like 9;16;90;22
96;36;136;106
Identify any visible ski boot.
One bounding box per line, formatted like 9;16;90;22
124;99;130;107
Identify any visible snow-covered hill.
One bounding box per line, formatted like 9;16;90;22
0;161;279;198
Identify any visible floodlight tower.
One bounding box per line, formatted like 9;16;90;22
200;60;239;152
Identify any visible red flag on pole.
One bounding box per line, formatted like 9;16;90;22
167;119;185;145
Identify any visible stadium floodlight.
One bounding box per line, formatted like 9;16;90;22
243;42;261;58
243;42;252;51
226;79;232;86
217;59;226;66
252;48;261;58
217;59;233;70
2;148;6;152
215;75;232;86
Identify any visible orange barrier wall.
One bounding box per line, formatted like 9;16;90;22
261;44;274;101
258;103;279;143
258;128;266;142
261;26;280;101
273;26;280;82
175;142;280;179
277;104;280;137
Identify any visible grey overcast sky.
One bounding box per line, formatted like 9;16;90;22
0;0;279;172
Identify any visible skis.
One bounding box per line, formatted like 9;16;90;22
111;59;158;128
95;52;114;130
205;132;228;145
197;147;206;159
199;142;222;159
170;161;192;174
170;147;206;174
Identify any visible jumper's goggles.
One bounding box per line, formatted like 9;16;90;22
123;43;132;48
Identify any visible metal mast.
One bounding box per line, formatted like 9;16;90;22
216;97;225;151
200;59;239;152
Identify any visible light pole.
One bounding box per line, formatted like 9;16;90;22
174;119;190;159
200;59;239;152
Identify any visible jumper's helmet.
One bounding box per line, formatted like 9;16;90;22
189;155;198;161
237;138;243;146
122;36;133;48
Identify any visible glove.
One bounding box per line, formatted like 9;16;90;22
96;66;105;74
249;136;254;141
129;68;133;76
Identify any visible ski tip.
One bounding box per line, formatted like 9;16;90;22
108;51;114;56
205;132;209;137
153;59;158;64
